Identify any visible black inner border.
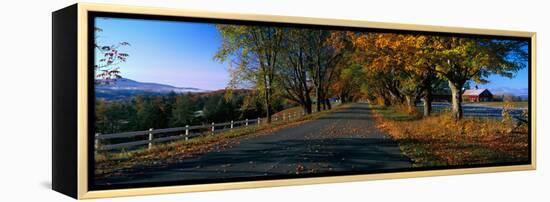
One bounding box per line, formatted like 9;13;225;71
87;11;532;191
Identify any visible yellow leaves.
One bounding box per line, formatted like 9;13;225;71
351;33;432;77
374;34;392;48
373;109;529;166
349;33;370;49
326;31;348;51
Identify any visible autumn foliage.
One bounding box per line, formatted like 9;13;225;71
374;107;529;166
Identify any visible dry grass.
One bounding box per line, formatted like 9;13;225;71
372;105;529;167
273;106;303;116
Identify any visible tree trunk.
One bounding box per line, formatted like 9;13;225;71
322;94;327;110
316;87;322;112
264;74;272;123
265;90;272;123
302;97;312;114
423;87;432;117
422;72;434;117
325;98;332;110
305;94;313;114
448;80;463;120
380;93;391;107
405;95;416;113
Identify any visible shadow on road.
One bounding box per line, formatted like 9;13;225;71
94;103;412;186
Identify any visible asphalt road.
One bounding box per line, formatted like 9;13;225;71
96;103;412;186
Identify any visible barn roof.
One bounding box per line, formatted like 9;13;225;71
463;89;491;96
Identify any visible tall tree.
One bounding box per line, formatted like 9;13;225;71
203;93;241;123
215;25;284;123
331;63;365;103
350;33;409;106
430;37;528;120
308;30;345;111
134;96;168;130
279;29;314;114
95;100;137;134
395;34;440;114
170;93;194;127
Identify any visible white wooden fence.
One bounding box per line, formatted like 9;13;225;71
95;110;317;152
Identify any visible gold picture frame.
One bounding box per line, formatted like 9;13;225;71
52;3;536;199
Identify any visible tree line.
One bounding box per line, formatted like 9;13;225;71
95;91;291;134
94;25;528;132
214;26;528;121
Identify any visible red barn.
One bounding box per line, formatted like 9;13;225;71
463;89;493;102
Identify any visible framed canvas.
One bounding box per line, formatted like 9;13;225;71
52;3;536;199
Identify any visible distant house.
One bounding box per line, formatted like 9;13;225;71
463;89;493;102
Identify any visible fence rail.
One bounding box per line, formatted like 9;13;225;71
95;110;317;152
416;104;527;120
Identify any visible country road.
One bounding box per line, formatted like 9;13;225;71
95;103;412;186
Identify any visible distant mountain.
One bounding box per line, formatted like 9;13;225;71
95;78;207;100
489;87;529;99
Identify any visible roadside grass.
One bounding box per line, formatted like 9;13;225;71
273;106;303;116
95;104;347;178
369;105;421;121
274;102;341;117
371;105;529;167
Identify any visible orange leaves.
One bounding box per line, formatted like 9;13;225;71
349;32;370;49
326;31;349;52
349;33;430;75
373;109;529;166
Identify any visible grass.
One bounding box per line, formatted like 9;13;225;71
372;105;529;167
273;102;341;117
369;105;421;121
274;106;304;116
464;101;528;109
95;104;345;178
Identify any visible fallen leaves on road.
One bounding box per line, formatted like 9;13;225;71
95;107;337;179
295;164;306;174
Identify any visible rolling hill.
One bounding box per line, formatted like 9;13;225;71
95;78;207;100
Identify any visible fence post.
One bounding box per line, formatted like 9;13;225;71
185;125;189;141
283;113;286;121
148;128;153;150
94;133;100;153
275;116;278;121
258;117;261;125
245;118;248;126
288;113;291;120
230;120;234;130
211;122;215;134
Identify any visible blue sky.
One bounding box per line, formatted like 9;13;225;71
95;17;529;93
475;43;529;95
476;68;528;93
95;17;229;90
